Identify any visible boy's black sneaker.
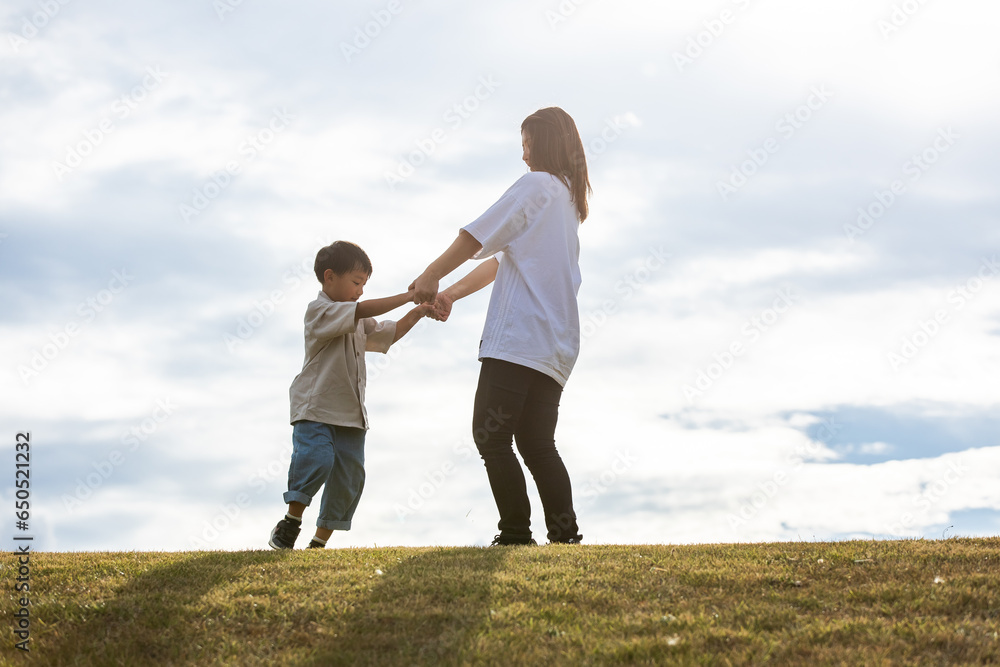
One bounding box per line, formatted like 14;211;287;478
549;534;583;545
268;518;301;550
306;539;325;549
489;534;537;547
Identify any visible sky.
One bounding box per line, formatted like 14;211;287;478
2;0;999;552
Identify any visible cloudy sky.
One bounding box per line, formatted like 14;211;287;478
2;0;999;551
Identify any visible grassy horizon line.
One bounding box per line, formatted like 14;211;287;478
4;538;999;665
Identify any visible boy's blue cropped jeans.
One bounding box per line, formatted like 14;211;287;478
283;420;366;530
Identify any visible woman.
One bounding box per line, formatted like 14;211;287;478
412;106;591;545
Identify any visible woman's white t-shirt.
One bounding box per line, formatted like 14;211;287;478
462;171;582;387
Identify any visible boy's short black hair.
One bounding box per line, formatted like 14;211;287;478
314;241;373;282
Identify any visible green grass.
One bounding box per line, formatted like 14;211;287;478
3;539;1000;665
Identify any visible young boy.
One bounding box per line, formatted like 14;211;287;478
269;240;431;549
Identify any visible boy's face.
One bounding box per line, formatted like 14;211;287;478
322;267;369;302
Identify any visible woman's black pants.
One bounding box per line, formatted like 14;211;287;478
472;357;582;543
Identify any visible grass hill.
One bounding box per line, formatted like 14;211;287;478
3;539;999;665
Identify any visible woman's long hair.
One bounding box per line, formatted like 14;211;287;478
520;107;592;222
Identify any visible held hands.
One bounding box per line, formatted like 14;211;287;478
409;271;439;305
427;292;453;322
406;285;452;322
417;293;452;322
408;265;457;321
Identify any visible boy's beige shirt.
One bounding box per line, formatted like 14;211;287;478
289;291;397;430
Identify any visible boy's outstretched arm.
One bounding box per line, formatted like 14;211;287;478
354;290;414;322
392;303;433;343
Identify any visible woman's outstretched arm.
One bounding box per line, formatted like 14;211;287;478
430;258;500;321
410;230;483;303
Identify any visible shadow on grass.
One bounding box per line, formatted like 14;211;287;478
303;546;509;666
39;550;292;664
